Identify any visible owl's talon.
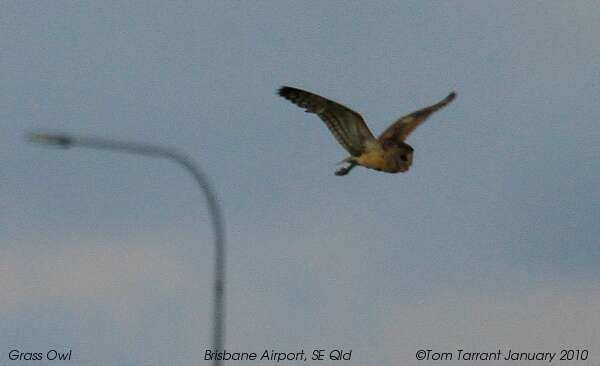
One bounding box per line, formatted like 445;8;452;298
335;163;355;176
335;168;349;176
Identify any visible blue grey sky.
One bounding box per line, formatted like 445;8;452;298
2;1;599;365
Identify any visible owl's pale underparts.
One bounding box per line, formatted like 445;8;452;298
278;86;456;176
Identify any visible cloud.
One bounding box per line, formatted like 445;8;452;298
3;221;600;365
0;228;211;319
383;281;600;365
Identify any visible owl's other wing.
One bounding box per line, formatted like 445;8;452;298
378;92;456;143
278;86;377;156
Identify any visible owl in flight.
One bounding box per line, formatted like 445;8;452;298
278;86;456;176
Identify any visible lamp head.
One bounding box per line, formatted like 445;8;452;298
26;132;73;148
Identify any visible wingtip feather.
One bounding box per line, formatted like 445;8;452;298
277;86;290;97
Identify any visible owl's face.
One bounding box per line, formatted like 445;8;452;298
395;144;414;172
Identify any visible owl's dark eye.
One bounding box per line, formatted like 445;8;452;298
400;155;408;162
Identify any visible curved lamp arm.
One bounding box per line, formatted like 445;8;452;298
27;132;226;365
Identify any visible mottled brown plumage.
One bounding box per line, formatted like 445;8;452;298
278;86;456;175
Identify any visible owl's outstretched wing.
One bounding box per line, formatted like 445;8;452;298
278;86;377;156
378;92;456;143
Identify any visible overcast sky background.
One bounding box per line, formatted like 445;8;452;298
2;1;599;365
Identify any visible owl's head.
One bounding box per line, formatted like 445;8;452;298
396;143;414;171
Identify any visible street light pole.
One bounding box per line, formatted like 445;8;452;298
27;132;226;365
